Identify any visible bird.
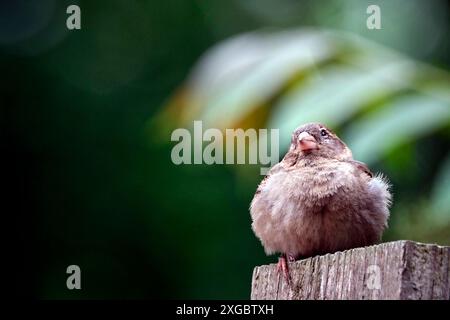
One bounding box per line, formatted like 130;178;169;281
250;123;391;283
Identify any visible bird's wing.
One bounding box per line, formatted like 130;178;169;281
348;160;373;178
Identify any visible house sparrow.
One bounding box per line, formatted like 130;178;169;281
250;123;391;283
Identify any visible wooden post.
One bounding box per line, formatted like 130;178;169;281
251;240;450;300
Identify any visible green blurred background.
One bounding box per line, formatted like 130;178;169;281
3;0;450;299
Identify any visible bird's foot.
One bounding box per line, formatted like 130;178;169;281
276;254;292;286
287;253;297;262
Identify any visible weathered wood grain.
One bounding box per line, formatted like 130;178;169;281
251;240;450;300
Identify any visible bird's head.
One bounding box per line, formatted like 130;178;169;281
289;123;352;161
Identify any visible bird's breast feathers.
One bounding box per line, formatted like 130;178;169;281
257;160;364;210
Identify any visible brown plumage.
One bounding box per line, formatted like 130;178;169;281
250;123;391;281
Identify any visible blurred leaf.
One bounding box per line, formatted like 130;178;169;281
344;94;450;164
431;153;450;223
270;59;416;151
187;30;337;128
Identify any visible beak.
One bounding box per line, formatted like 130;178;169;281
298;132;318;152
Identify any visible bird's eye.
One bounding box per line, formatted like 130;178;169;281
320;129;328;137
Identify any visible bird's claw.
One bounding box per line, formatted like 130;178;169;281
276;255;292;286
